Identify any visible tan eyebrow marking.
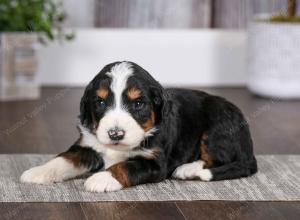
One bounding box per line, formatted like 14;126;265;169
127;87;141;100
96;88;109;99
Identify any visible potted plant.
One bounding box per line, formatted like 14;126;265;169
0;0;74;101
247;0;300;99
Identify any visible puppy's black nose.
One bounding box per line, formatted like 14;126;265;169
108;127;125;141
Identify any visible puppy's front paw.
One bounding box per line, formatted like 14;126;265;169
20;165;61;184
84;171;123;192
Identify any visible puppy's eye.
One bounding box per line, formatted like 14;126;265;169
99;100;106;107
96;98;106;108
133;101;145;110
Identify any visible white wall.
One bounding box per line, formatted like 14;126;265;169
37;29;247;87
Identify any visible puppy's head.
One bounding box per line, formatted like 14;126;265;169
80;61;165;151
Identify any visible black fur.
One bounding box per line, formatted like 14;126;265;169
73;61;257;186
58;145;104;172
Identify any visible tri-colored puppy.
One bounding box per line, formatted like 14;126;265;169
20;61;257;192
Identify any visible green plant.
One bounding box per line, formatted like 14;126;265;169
0;0;74;43
269;0;300;23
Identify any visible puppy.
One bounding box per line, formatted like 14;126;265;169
20;61;257;192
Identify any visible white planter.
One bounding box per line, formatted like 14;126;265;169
247;20;300;99
0;33;40;101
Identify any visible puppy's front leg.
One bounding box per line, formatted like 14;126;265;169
84;157;165;192
20;144;104;184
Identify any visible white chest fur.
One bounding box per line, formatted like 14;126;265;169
78;125;129;168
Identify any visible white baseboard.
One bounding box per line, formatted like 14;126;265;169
37;29;247;87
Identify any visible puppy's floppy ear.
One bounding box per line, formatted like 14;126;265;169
150;85;170;123
79;82;96;131
150;85;163;106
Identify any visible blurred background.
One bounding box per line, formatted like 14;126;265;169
0;0;300;155
1;0;300;99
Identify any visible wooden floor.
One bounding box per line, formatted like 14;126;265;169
0;87;299;220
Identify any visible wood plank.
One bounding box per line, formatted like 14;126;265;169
94;0;211;28
95;0;130;28
176;201;300;220
1;201;300;220
0;203;86;220
80;202;186;220
212;0;289;28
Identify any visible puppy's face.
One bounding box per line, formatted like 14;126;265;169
80;62;163;151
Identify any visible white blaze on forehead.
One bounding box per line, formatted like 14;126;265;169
97;61;147;150
106;62;133;110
